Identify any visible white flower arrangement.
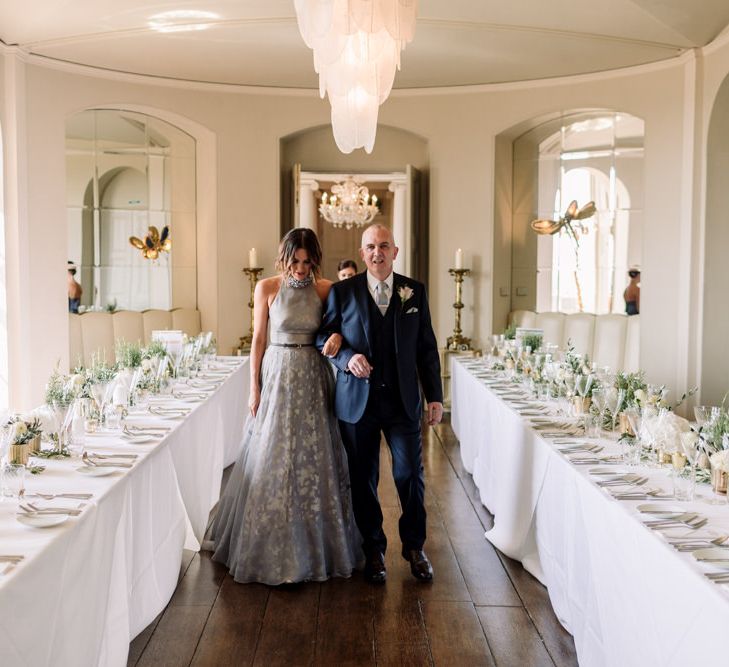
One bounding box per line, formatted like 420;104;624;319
710;449;729;472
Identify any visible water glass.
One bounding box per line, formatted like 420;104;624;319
622;439;641;466
1;463;25;501
673;467;695;501
104;405;123;432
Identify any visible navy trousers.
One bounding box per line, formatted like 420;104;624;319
339;387;426;556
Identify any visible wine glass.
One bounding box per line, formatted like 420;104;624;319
623;407;642;465
591;388;607;435
694;405;715;428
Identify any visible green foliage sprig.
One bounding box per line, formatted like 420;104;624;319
614;371;647;409
503;323;516;340
116;340;143;369
521;333;543;352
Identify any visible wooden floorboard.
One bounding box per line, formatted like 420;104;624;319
130;418;577;667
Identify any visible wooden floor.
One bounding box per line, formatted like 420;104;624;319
128;419;578;666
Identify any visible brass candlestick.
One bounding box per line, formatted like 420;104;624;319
446;268;472;351
238;267;263;353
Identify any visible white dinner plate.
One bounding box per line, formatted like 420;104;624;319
17;513;69;528
692;548;729;570
76;465;117;477
636;503;687;515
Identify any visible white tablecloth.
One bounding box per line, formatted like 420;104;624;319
0;357;249;667
451;356;729;666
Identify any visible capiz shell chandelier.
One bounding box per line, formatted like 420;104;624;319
294;0;418;154
319;177;379;229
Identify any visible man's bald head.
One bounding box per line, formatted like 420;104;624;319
360;224;398;281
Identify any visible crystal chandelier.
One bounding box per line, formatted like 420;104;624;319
319;177;379;229
294;0;418;154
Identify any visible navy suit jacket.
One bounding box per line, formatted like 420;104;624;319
317;272;442;424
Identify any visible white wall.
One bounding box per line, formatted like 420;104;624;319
0;43;722;407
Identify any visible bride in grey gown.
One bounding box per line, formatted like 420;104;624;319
211;229;362;584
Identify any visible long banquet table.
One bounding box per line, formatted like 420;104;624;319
451;356;729;666
0;357;249;667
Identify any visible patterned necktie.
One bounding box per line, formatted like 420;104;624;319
376;281;389;315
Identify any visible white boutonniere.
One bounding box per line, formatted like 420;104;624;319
397;285;414;304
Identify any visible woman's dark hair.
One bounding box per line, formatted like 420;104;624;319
337;259;358;272
628;269;640;278
275;228;322;278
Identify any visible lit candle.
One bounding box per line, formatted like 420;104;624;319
455;248;463;269
248;248;258;269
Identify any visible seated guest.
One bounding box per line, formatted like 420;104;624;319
337;259;358;281
68;261;82;313
624;266;640;315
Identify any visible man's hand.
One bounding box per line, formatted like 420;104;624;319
347;353;373;379
322;333;342;357
426;402;443;426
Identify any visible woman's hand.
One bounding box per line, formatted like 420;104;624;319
249;386;261;417
322;333;343;357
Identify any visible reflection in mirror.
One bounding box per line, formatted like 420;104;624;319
66;110;196;312
512;112;643;315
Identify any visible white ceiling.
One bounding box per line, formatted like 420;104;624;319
2;0;729;88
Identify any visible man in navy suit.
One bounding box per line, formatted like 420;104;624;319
318;224;443;583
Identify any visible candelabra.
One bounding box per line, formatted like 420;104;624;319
237;267;263;353
446;268;472;351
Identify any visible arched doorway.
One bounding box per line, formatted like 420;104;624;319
280;124;430;285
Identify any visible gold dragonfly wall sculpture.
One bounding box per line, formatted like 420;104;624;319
531;200;596;312
129;225;171;260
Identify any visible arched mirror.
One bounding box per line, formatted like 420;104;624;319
66;109;197;312
510;111;644;315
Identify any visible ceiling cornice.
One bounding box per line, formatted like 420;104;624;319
0;38;697;98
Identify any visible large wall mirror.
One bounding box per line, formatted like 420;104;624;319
66;109;197;312
510;111;644;316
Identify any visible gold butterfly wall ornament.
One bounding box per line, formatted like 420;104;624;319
531;200;597;243
129;226;171;260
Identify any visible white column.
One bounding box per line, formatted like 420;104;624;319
389;180;408;275
298;178;319;230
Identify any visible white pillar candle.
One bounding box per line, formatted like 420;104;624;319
455;248;463;269
248;248;258;268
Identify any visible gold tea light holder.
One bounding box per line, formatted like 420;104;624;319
711;465;728;495
9;442;30;466
572;396;591;415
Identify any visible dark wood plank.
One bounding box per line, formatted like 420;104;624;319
421;600;495;666
376;642;433;667
128;612;163;667
137;605;211;667
477;606;554;667
170;551;227;607
253;584;320;665
497;556;578;667
374;594;428;646
426;437;520;606
191;578;269;666
315;577;376;666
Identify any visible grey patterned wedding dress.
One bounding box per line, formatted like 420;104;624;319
211;278;362;585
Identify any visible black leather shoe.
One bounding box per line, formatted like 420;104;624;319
364;552;387;584
402;549;433;581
